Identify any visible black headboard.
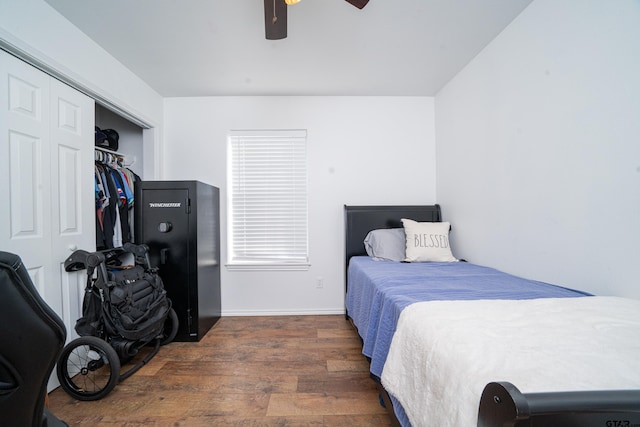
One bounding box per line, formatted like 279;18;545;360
344;205;442;289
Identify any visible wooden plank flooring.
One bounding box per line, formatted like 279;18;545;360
48;315;392;426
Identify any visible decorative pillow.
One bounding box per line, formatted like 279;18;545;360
401;219;457;262
363;228;406;262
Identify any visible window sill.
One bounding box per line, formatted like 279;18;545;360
225;263;310;272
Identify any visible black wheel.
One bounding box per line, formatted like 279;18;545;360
161;307;179;345
57;336;121;401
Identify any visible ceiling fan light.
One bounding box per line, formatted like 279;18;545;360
284;0;301;4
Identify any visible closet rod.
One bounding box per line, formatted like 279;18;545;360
95;146;136;167
95;146;123;157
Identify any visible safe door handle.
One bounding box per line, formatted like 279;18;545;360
160;248;170;265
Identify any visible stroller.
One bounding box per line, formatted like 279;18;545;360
57;242;178;401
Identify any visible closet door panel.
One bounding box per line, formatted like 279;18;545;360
57;146;81;234
8;131;45;238
50;77;95;338
8;71;44;121
0;51;53;299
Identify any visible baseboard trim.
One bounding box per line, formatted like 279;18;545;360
221;308;346;316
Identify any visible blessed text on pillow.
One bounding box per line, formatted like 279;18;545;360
401;218;457;262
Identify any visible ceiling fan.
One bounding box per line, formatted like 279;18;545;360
264;0;369;40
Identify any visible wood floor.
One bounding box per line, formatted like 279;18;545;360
48;315;392;426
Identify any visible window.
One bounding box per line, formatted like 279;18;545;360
227;130;308;270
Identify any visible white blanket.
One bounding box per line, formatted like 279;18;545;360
381;296;640;427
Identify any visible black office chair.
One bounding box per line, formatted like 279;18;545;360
0;251;68;427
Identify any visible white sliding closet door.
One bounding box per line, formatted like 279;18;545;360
49;77;95;335
0;51;95;352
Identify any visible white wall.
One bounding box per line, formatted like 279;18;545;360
164;96;436;314
435;0;640;297
0;0;164;146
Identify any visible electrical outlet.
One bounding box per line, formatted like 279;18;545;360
316;277;324;289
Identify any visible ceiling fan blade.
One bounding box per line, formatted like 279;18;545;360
344;0;369;9
264;0;287;40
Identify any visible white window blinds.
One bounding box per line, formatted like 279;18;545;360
227;130;308;268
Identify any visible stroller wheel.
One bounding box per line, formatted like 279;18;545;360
57;336;121;401
161;307;179;346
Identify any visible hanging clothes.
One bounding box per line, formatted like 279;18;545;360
94;149;141;250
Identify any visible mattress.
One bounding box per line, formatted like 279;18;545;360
345;256;590;379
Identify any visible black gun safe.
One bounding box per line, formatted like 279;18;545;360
135;180;221;341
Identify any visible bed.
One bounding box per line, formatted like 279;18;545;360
344;204;640;427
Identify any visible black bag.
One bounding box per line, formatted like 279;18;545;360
104;266;170;342
75;285;103;337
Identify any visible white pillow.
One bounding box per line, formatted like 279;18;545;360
364;228;406;262
401;218;457;262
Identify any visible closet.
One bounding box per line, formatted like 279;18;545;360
0;51;147;339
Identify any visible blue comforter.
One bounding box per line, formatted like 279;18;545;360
346;256;591;379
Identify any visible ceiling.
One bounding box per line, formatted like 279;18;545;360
44;0;532;97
